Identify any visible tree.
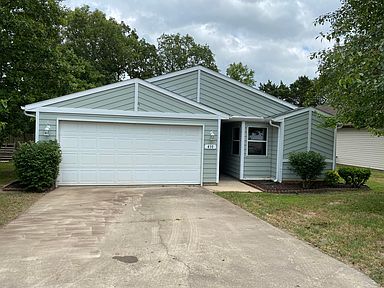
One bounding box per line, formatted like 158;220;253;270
0;0;65;140
259;76;323;107
226;62;256;86
313;0;384;134
259;80;291;103
157;33;218;73
63;6;159;84
289;76;314;106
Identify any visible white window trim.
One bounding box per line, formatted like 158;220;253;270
246;126;268;156
231;126;241;155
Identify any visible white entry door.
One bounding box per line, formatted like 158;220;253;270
58;121;202;185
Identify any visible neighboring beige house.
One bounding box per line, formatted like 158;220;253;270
317;105;384;171
336;127;384;170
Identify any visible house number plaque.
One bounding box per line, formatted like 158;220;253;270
204;144;217;150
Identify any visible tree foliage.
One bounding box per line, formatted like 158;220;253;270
63;6;160;84
226;62;256;86
0;2;219;140
258;76;323;107
157;33;218;73
313;0;384;134
0;0;65;140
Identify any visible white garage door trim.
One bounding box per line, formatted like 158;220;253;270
56;118;205;185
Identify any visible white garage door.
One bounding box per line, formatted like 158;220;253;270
58;121;202;185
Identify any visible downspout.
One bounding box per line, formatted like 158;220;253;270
269;120;280;182
23;110;36;118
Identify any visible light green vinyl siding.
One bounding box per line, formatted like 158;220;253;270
151;71;198;101
282;110;335;180
243;122;277;179
282;162;333;180
48;84;135;110
200;71;292;117
283;111;309;158
220;122;241;178
138;85;207;114
38;112;218;183
310;112;334;160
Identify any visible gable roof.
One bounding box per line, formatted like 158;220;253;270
148;66;298;110
22;78;229;118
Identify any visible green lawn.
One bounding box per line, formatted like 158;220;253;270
0;161;16;186
217;169;384;286
0;162;43;226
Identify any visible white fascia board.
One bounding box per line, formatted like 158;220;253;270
136;79;229;118
273;107;331;121
30;107;222;120
147;65;297;110
23;79;138;110
230;116;266;122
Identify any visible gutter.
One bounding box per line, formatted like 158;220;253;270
22;107;36;118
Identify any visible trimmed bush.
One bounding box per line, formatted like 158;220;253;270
324;170;340;186
13;141;62;192
338;167;371;188
288;151;326;188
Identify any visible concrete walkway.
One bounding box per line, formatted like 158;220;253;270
206;174;260;192
0;186;378;288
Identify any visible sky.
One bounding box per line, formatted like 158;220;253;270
64;0;340;84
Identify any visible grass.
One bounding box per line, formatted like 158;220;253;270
0;162;43;226
0;161;16;186
217;169;384;286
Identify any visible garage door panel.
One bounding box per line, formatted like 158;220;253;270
58;121;202;185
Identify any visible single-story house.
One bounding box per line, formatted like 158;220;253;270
22;66;335;186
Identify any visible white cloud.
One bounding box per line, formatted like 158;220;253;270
63;0;340;84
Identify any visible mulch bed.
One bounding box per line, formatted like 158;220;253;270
1;180;28;192
243;180;369;193
2;180;55;193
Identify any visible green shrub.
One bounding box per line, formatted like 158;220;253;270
13;141;62;192
338;167;371;188
288;151;326;188
324;170;340;186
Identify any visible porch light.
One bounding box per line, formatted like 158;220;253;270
43;125;51;136
210;130;215;141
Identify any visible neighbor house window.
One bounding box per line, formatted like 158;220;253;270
232;127;240;155
247;127;267;155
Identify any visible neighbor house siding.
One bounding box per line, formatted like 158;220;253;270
243;123;277;180
48;84;135;110
138;85;207;114
151;71;198;101
220;122;241;178
200;71;292;117
38;112;218;183
337;128;384;170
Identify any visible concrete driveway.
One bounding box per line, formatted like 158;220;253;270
0;187;378;288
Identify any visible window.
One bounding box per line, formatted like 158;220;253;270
232;127;240;155
247;127;267;155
